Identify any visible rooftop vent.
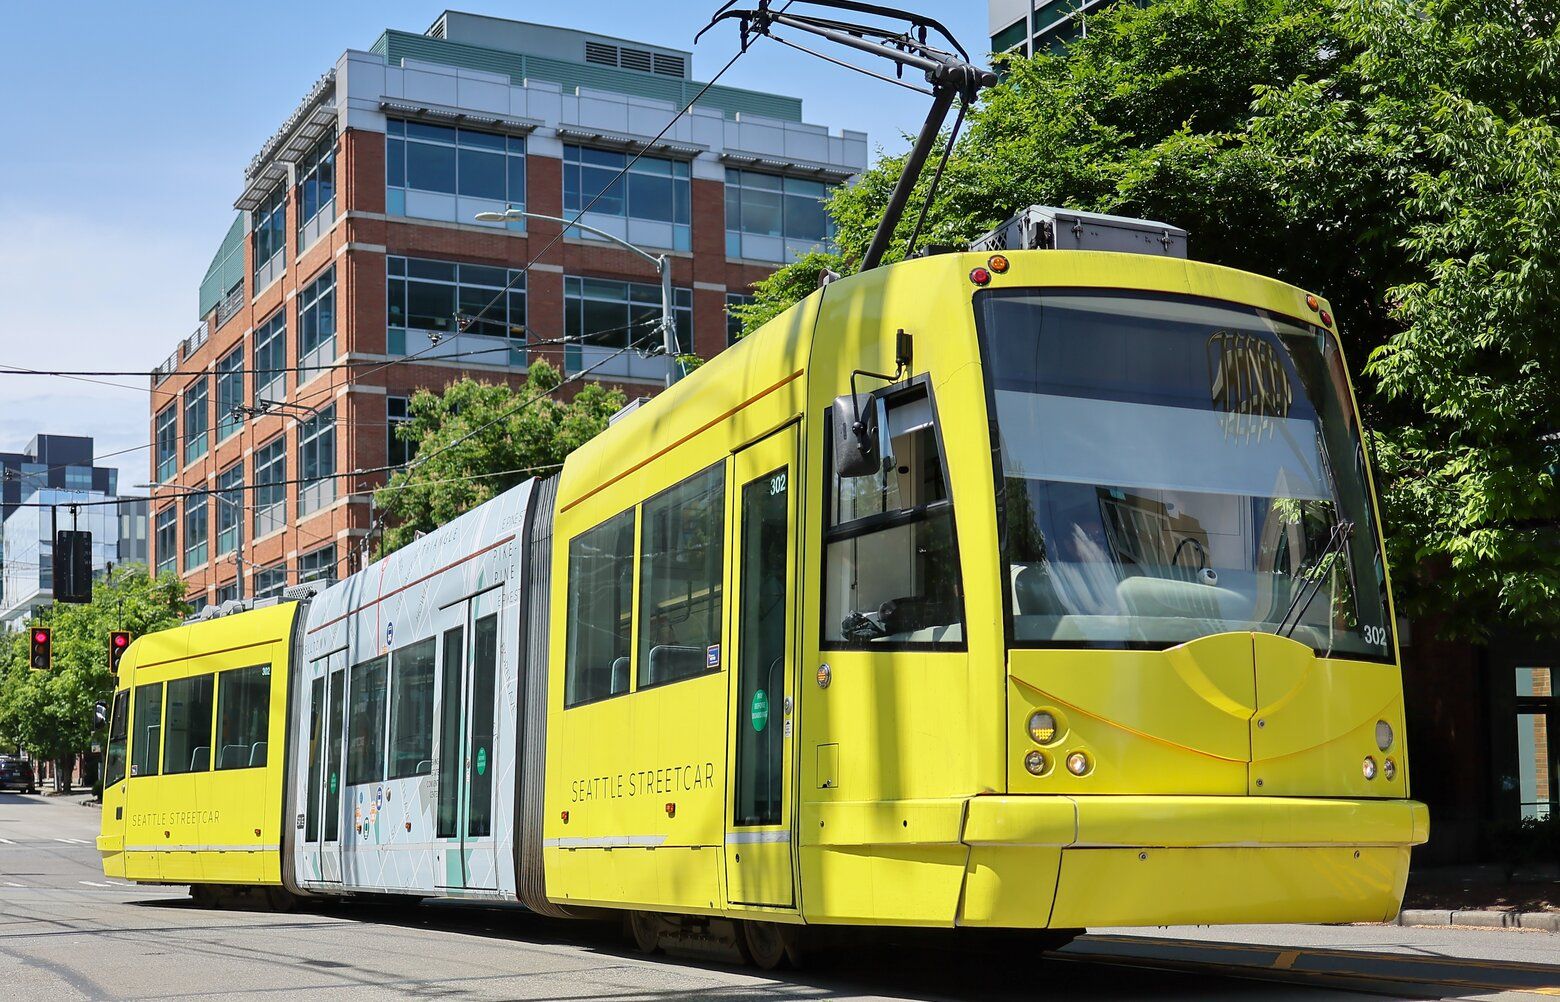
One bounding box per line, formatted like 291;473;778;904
584;41;684;77
426;15;447;39
585;41;619;66
970;206;1188;258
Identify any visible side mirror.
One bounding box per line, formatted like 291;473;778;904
92;701;109;730
832;393;893;478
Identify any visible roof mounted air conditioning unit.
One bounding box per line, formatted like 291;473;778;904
970;206;1188;259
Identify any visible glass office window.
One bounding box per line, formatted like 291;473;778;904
252;184;286;283
298;405;336;515
155;404;178;482
725;168;838;262
183;493;208;571
253;436;286;537
387;256;526;349
254;310;286;404
563;276;691;371
298;267;337;372
215;347;244;441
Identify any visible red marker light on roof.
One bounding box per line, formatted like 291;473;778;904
970;267;992;287
1319;310;1334;328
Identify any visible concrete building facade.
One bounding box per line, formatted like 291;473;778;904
147;11;867;608
989;0;1117;56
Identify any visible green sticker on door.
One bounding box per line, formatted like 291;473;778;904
329;772;337;794
751;689;769;732
476;746;487;776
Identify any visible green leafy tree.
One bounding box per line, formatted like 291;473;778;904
742;0;1560;638
375;360;626;555
0;565;189;791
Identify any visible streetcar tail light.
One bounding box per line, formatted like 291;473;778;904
1023;750;1048;776
1375;720;1394;752
1319;309;1334;328
1027;710;1059;745
1383;758;1397;781
1066;751;1091;776
970;267;992;286
1362;756;1378;781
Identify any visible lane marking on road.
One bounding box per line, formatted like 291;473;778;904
2;881;22;887
0;838;13;844
77;881;113;888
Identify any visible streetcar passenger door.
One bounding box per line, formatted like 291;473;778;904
725;424;799;907
303;650;347;883
435;588;502;890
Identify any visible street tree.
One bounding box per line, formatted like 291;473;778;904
374;361;626;555
739;0;1560;638
0;564;189;791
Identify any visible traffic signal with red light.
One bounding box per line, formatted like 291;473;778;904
29;628;50;670
109;631;131;674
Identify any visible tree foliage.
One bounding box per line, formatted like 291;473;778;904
0;566;189;779
374;360;626;555
743;0;1560;638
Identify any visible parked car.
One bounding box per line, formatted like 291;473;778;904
0;757;37;794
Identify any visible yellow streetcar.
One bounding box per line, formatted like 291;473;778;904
100;212;1426;965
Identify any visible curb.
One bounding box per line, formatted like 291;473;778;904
1396;909;1560;932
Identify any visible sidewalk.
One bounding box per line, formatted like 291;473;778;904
1396;863;1560;931
1068;924;1560;996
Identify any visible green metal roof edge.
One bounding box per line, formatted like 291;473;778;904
198;213;246;319
377;29;803;122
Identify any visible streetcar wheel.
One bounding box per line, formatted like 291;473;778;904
628;911;662;954
189;884;220;908
739;920;790;970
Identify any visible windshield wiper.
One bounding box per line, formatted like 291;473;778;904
1277;519;1355;638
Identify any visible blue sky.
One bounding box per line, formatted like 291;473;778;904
0;2;990;490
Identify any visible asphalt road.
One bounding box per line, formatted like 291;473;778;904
0;792;1555;1001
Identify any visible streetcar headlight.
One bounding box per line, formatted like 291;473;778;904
1375;720;1394;752
1383;758;1397;781
1027;710;1059;746
1024;750;1048;776
1362;756;1378;781
1066;751;1091;777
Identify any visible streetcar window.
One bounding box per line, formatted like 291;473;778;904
347;656;389;785
565;509;636;707
469;614;498;838
103;690;130;788
437;627;464;838
824;387;965;647
215;665;270;770
637;463;725;688
163;674;215;774
130;682;162;778
388;638;436;779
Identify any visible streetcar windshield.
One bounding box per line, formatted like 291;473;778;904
976;289;1392;660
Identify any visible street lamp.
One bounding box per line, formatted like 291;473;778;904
136;483;249;600
473;206;681;385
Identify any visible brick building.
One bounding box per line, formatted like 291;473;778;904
147;11;867;607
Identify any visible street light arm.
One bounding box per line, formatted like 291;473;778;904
480;208;663;268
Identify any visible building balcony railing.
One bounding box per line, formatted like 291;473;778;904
216;285;245;329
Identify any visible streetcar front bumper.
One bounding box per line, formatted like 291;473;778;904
958;794;1428;929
